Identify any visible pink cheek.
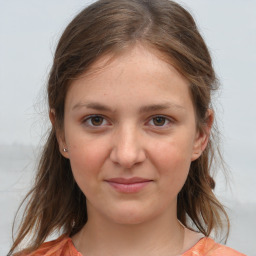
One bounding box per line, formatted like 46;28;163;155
68;141;109;177
156;148;190;194
152;142;191;181
71;151;98;171
153;141;183;164
68;150;100;195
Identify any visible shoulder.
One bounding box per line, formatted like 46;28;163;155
183;237;246;256
16;235;81;256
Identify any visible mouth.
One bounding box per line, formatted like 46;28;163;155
104;177;153;193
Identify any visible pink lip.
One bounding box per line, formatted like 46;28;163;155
105;177;153;193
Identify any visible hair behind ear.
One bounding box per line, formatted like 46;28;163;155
178;138;230;242
8;129;87;255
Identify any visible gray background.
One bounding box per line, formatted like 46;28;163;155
1;0;255;255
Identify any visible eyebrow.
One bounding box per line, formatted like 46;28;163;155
72;102;114;112
72;101;185;113
138;103;185;113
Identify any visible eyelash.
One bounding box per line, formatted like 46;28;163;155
148;116;172;127
82;115;173;128
82;115;109;127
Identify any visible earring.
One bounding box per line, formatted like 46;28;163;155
63;148;68;152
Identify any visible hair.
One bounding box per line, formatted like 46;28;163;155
9;0;229;254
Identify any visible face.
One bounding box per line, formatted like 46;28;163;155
59;45;208;225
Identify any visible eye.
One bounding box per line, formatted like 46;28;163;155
148;116;171;127
83;115;109;127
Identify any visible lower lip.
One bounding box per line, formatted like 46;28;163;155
107;181;151;193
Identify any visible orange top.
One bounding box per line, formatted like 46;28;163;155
19;235;246;256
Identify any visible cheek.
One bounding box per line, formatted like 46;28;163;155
69;148;98;176
66;135;110;188
152;136;193;168
151;137;193;191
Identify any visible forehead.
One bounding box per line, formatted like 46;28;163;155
76;43;184;81
65;44;194;114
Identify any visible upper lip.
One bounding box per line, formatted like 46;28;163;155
105;177;152;184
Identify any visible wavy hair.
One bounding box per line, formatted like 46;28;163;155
9;0;229;254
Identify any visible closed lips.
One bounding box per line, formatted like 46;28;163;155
105;177;153;193
105;177;153;184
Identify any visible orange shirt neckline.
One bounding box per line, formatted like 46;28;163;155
22;235;246;256
66;236;215;255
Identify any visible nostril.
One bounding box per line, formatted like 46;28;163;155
109;144;146;168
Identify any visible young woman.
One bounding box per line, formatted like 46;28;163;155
9;0;245;255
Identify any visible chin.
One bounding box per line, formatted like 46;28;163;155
105;204;159;225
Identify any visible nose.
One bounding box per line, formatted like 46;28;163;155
110;125;146;169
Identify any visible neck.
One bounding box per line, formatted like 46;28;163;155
72;204;185;256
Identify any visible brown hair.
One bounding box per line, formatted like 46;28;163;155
9;0;229;254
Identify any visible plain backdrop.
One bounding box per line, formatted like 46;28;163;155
1;0;256;255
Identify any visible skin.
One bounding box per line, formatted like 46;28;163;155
54;45;212;256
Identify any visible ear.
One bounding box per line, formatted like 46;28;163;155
191;109;214;161
49;109;69;159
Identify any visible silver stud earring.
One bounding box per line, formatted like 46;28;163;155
63;148;68;152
